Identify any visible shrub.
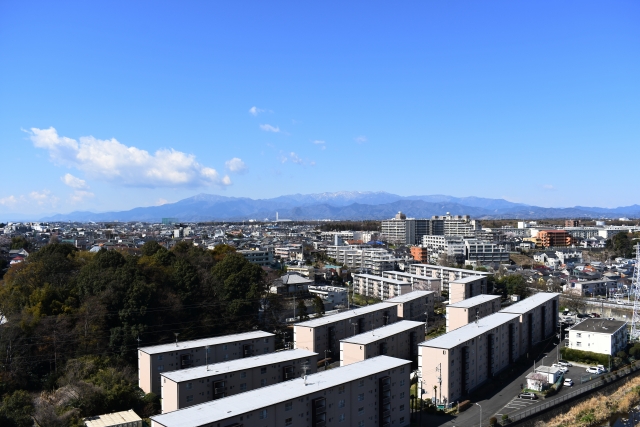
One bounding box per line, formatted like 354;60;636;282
489;416;498;426
560;347;609;365
459;400;471;412
502;413;510;422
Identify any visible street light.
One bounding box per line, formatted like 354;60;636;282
475;402;482;427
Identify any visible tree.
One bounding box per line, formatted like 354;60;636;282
10;237;30;251
313;296;325;317
0;390;34;427
297;299;309;321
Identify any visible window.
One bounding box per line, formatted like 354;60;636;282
338;414;345;422
359;380;364;387
223;344;228;350
400;417;405;424
400;367;405;373
264;348;269;354
186;395;193;402
240;383;247;391
259;409;267;419
400;392;405;398
358;407;364;415
261;379;267;387
264;338;269;343
241;371;247;378
577;342;582;347
357;393;364;401
157;355;163;361
338;385;345;394
186;382;192;390
285;418;292;426
400;380;405;386
358;422;365;427
577;333;582;338
261;367;267;374
338;399;345;408
400;405;405;411
285;402;293;411
157;365;164;371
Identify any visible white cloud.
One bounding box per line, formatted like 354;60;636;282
28;127;231;188
61;173;88;189
156;198;169;206
542;184;555;191
0;195;19;206
312;140;325;145
354;136;367;143
260;124;280;133
249;106;266;116
70;190;94;203
225;157;247;173
29;190;59;207
290;152;304;164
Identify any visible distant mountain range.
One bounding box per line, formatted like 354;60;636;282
34;191;640;222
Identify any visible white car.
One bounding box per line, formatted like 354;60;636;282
596;365;606;373
552;363;568;373
586;367;600;374
563;379;573;387
557;361;573;367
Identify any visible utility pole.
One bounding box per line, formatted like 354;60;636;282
437;363;442;405
324;349;331;370
174;332;180;347
293;295;296;321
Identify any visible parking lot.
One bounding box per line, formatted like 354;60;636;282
496;395;539;418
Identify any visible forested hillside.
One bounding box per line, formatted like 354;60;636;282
0;242;276;426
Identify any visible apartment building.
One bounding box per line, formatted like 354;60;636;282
446;295;502;332
352;274;412;299
421;235;465;264
381;271;442;294
138;331;275;395
340;321;425;366
385;291;435;322
326;246;401;275
500;292;560;357
294;303;398;360
464;239;510;264
431;214;481;237
160;349;318;413
308;285;348;309
238;249;273;266
408;264;491;293
410;246;429;263
449;276;488;304
150;356;412;427
563;279;617;297
536;230;572;247
567;319;628;355
419;312;521;404
381;212;416;245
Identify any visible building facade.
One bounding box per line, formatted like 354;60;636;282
138;331;276;396
151;356;412;427
160;349;318;413
567;319;627;355
446;295;502;332
352;274;412;299
448;276;488;304
537;230;573;247
385;291;435;322
340;321;425;366
408;264;491;294
238;249;274;266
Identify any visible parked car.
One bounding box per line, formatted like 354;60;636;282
518;392;538;400
596;365;606;373
557;360;573;367
563;379;574;387
586;367;601;374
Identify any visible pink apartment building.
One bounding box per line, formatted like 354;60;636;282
340;320;425;366
294;303;398;363
385;291;435;322
419;312;522;404
151;356;412;427
160;349;318;413
446;294;502;332
139;331;275;396
448;276;487;304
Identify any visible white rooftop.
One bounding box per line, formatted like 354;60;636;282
353;274;405;284
139;331;275;355
384;271;442;280
450;275;487;284
447;294;502;308
150;356;410;427
294;303;397;328
85;410;142;427
419;312;521;350
340;321;424;345
413;264;491;275
385;290;435;303
161;349;317;382
500;292;560;315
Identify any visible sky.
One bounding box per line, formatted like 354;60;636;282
1;1;639;217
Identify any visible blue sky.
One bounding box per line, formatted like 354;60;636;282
1;1;639;217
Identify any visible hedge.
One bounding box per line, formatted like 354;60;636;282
459;400;471;412
560;347;609;366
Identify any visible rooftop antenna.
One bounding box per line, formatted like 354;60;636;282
476;308;480;325
174;332;180;347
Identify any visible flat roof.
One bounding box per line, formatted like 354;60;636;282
499;292;560;315
294;303;397;328
139;331;275;355
450;276;487;284
352;274;405;284
447;294;502;309
340;321;425;345
150;356;410;427
419;312;521;350
412;264;491;275
385;290;434;303
384;271;442;280
85;410;142;427
570;318;627;334
161;349;318;383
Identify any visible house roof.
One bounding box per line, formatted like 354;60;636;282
138;331;275;355
570;318;627;334
340;321;424;345
294;303;397;328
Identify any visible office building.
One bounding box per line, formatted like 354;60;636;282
385;291;435;322
567;318;627;356
160;349;318;413
150;356;412;427
138;331;275;395
340;321;425;366
419;313;522;404
449;276;488;304
294;303;398;360
446;295;502;332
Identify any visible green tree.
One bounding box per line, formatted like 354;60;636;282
10;237;30;251
141;240;162;257
0;390;34;427
313;296;325;317
297;299;309;321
